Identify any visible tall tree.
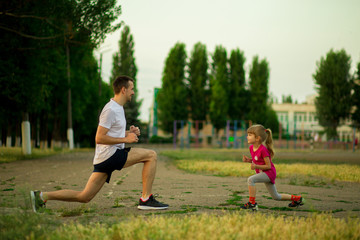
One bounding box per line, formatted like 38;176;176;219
0;0;121;148
188;42;208;128
209;45;228;131
110;25;141;128
313;49;352;140
228;48;249;121
157;43;188;134
282;95;293;103
351;62;360;128
248;56;270;125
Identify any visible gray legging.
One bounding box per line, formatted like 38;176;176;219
247;172;282;200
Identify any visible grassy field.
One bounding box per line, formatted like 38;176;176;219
1;210;359;240
0;147;93;163
161;149;360;183
1;148;360;239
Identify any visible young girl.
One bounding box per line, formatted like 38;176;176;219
241;124;304;211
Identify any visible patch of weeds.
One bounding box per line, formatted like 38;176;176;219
6;177;15;182
336;200;352;204
258;205;269;209
289;176;299;185
112;197;126;208
352;209;360;212
219;191;244;206
116;180;123;185
148;205;198;215
330;209;344;213
117;196;135;201
222;185;228;187
60;182;66;185
309;198;322;201
169;197;175;200
53;186;62;190
58;204;96;217
269;206;295;211
71;184;77;187
208;186;217;188
0;210;59;239
183;191;192;194
104;213;114;216
2;188;14;191
304;179;327;187
131;189;141;193
262;195;272;200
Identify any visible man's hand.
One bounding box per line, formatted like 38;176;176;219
126;132;139;143
130;125;140;136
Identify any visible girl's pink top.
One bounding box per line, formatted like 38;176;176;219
249;144;277;184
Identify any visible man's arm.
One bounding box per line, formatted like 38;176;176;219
95;125;138;145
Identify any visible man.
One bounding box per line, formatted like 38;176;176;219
30;75;168;212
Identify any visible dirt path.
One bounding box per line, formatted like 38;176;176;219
1;149;359;218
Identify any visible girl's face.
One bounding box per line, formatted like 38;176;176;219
247;133;257;144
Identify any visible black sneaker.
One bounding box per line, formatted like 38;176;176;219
288;197;304;208
241;202;258;211
30;190;46;213
138;194;169;210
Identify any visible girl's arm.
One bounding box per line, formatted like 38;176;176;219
242;155;252;163
252;156;272;170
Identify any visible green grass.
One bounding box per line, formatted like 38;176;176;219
0;147;93;163
1;211;359;240
161;149;360;183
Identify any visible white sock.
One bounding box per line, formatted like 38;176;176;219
141;195;150;202
40;192;45;201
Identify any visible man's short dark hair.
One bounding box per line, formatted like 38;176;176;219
113;76;134;94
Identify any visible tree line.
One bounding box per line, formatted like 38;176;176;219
157;42;279;137
0;0;126;148
157;44;360;140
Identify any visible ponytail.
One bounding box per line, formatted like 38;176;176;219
265;128;275;159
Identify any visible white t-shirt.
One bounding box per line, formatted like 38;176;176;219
93;99;126;164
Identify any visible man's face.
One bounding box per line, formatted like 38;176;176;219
125;81;135;102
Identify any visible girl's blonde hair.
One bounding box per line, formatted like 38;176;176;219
247;124;275;159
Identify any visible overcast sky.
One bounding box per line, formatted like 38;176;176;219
95;0;360;122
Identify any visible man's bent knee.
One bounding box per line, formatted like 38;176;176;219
148;150;157;162
78;193;94;203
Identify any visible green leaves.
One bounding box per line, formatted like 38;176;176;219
188;42;208;129
209;45;228;131
313;49;352;139
110;25;141;128
248;56;270;125
157;43;188;134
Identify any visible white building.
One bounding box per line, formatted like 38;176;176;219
272;95;357;142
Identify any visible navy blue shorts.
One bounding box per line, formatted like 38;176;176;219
93;147;130;183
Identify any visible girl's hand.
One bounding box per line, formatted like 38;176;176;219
243;155;251;163
251;162;256;170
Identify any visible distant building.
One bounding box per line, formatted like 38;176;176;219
149;90;359;143
272;94;357;142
